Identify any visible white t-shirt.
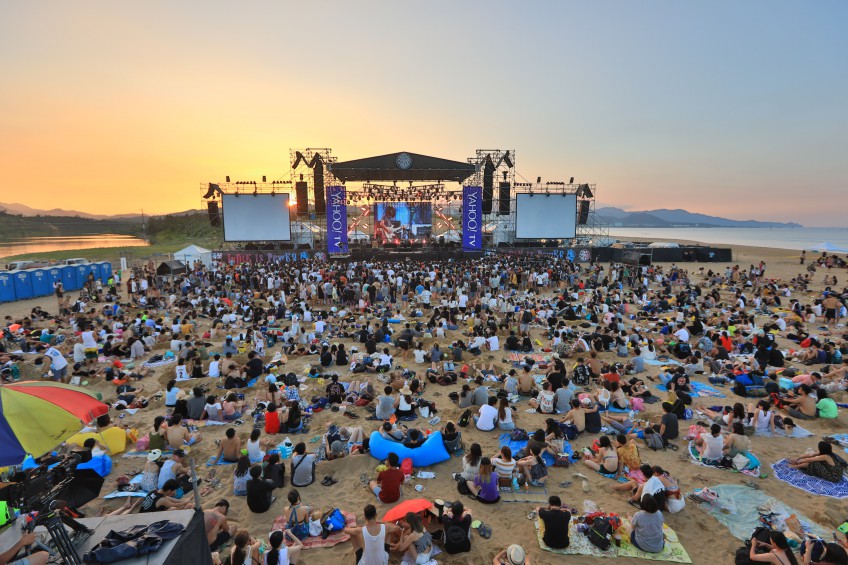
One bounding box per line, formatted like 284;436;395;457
73;343;86;363
486;336;500;351
81;331;98;349
208;360;220;378
700;433;724;461
44;347;68;371
378;353;393;367
476;404;498;431
643;475;665;496
175;365;189;381
413;349;426;364
673;328;690;343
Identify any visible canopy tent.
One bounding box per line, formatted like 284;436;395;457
156;261;187;277
329;151;476;183
807;242;848;254
173;244;212;267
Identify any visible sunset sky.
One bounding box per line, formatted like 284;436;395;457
1;2;846;226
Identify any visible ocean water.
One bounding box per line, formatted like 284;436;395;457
607;227;848;252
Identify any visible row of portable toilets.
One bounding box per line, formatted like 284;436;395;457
0;262;113;303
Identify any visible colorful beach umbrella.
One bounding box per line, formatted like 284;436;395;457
0;381;109;466
382;498;434;523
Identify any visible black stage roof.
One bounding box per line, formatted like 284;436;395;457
329;151;477;183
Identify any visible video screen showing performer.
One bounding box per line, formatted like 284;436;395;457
374;202;432;244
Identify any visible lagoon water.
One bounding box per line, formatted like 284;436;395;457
608;227;848;251
0;235;149;259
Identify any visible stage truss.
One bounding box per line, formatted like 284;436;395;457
201;146;609;250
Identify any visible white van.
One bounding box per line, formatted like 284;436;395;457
60;258;89;266
6;260;35;271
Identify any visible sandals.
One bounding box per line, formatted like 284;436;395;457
478;523;492;539
667;442;679;451
321;476;338;486
558;481;572;488
342;411;359;419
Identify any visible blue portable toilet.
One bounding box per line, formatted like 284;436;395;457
46;267;62;292
0;273;15;303
30;269;52;298
101;262;113;283
89;263;102;284
13;270;34;300
61;265;78;291
75;264;93;288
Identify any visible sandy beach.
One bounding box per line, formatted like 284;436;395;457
2;241;846;565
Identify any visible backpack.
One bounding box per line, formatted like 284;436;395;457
587;517;612;550
445;520;467;546
457;409;472;428
572;365;590;386
559;422;579;441
522;310;533;324
645;430;665;451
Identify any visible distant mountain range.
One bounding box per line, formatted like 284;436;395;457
596;207;802;228
0;201;802;229
0;202;199;220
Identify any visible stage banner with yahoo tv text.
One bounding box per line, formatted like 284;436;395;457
326;185;348;254
461;185;482;251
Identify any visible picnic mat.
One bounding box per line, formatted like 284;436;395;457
615;520;692;563
499;484;548;503
771;458;848;498
688;484;830;541
103;475;148;499
829;433;848;453
687;441;760;476
754;425;814;438
142;358;176;368
498;433;572;467
508;353;546;363
655;381;725;398
122;450;174;459
207;455;238;466
271;511;355;549
534;519;616;558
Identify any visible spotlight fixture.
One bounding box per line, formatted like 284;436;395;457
569;177;574;184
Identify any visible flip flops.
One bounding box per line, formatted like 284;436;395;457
343;411;359;419
321;476;338;486
478;523;493;538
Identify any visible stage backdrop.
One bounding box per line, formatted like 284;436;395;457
461;185;482;251
326;185;348;253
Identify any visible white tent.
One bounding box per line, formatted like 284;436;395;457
807;242;848;254
173;244;212;266
648;241;680;248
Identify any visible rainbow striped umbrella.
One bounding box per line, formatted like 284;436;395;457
0;381;109;466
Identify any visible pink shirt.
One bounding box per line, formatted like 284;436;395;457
791;374;814;386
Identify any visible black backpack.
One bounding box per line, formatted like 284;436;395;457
522;310;533;323
445;521;467;546
587;517;612;550
457;409;472;428
573;365;590;386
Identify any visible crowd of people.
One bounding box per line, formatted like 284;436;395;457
1;250;847;565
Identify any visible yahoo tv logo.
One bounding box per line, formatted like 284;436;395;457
328;188;347;251
464;188;480;247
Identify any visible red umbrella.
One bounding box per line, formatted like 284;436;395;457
382;499;434;522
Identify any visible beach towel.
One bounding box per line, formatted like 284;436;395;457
271;511;355;549
103;475;148;499
645;359;681;366
508;353;545;363
687;441;760;476
534;519;616;558
688;484;830;541
206;455;238;466
498;433;572;467
754;425;814;439
122;450;174;459
655;382;726;398
771;459;848;498
141;358;176;368
500;484;548;503
615;520;692;563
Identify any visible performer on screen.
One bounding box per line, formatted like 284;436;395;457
375;205;398;244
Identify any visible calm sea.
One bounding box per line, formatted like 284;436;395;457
607;227;848;252
0;235;149;260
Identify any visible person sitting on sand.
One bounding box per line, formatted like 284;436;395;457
724;422;752;457
217;428;242;463
139;479;193;513
440;501;473;555
782;384;819;420
536;495;570;550
747;530;800;565
283;489;319;540
390;512;433;564
205;499;237;552
695;424;725;463
246;465;276;513
465;457;500;503
626;494;665;553
229;529;262;565
583;435;619;475
516;445;548;489
264;528;303;565
788;441;846;483
165;414;201;448
749;400;776;435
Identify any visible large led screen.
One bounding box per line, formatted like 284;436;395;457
515;193;577;239
222;193;291;241
373;202;432;244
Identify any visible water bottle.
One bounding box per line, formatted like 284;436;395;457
628;409;636;422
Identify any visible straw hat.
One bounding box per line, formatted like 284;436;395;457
147;449;162;462
400;385;413;395
506;544;526;565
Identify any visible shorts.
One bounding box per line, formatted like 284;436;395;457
210;530;231;551
52;366;68;381
84;348;98;359
371;485;382;499
825;308;837;320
